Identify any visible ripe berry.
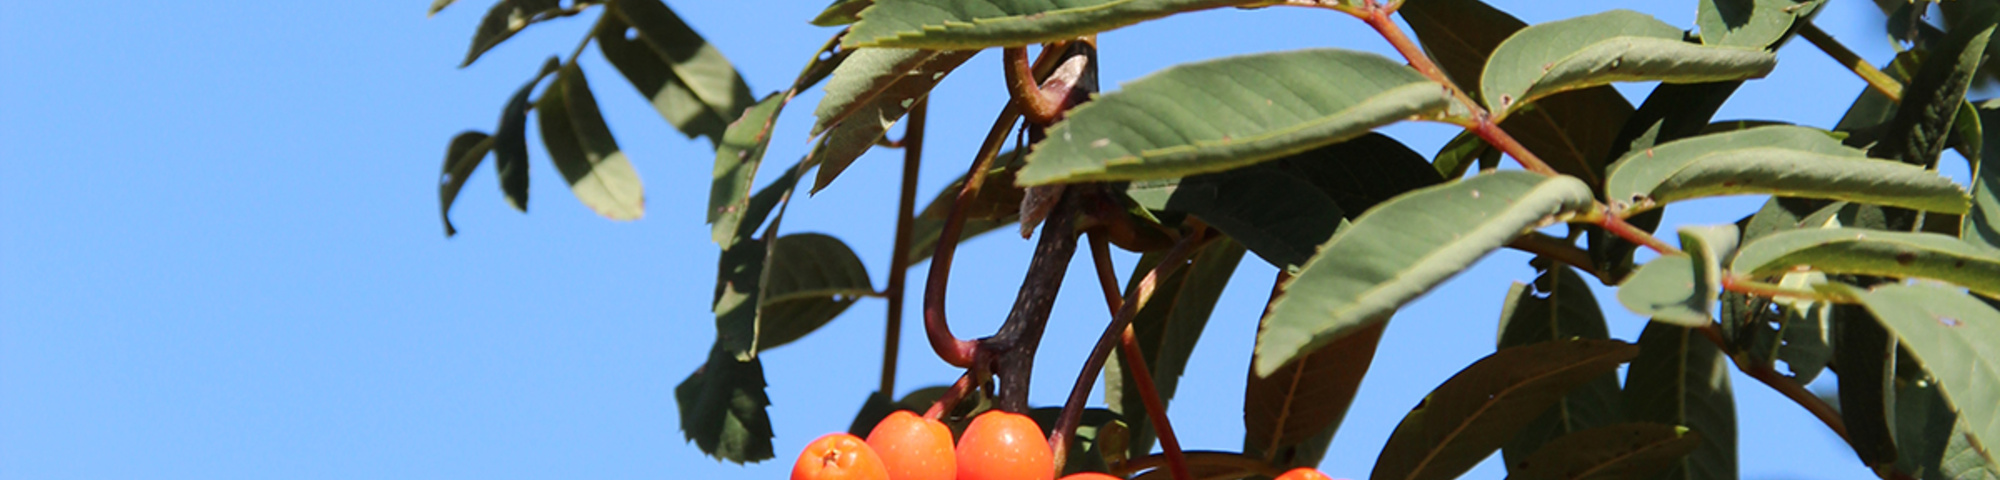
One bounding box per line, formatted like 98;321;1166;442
866;411;956;480
1275;467;1335;480
955;411;1054;480
793;432;890;480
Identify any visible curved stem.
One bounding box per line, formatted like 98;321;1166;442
922;102;1023;368
923;372;980;421
1049;227;1208;474
1088;232;1125;315
881;99;926;395
1005;46;1065;126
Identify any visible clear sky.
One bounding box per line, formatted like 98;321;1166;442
1;1;1968;479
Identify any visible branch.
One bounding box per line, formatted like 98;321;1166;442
983;196;1083;413
1348;4;1557;176
881;99;927;395
921;98;1026;368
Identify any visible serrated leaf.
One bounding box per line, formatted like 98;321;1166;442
1504;423;1701;480
1624;323;1737;480
1255;171;1595;376
1604;125;1970;215
1848;283;2000;472
1371;339;1640;480
1482;9;1775;119
813;0;872;26
537;64;644;220
711;94;789;247
495;57;562;213
1108;239;1245;457
461;0;566;67
807;48;972;193
676;342;775;463
439;131;494;237
1970;102;2000;250
1496;267;1624;472
757;233;875;349
1732;228;2000;298
843;0;1272;49
1019;49;1450;186
1697;0;1825;49
596;2;751;144
1247;318;1386;460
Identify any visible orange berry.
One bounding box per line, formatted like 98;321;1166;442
1275;467;1335;480
793;432;890;480
1057;474;1122;480
866;411;956;480
955;411;1054;480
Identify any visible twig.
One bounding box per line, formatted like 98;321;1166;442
1119;325;1191;480
1088;232;1125;315
1347;4;1557;176
921;102;1024;368
880;99;926;395
1506;232;1603;281
1799;22;1904;102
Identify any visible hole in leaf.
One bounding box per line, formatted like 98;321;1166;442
624;28;640;42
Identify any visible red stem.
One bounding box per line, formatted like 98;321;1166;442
1119;325;1191;480
881;99;926;394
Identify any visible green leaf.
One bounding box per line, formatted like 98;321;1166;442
1592;81;1741;283
755;233;876;352
1370;339;1640;480
1400;0;1525;106
1247;318;1387;461
843;0;1272;49
495;57;562;213
713;238;766;361
1496;267;1624;472
906;151;1026;266
813;0;872;26
807;47;972;193
1732;228;2000;298
1624;323;1737;480
1019;49;1451;186
711;94;789;247
1892;360;2000;480
536;64;645;221
1028;407;1123;476
1848;283;2000;472
461;0;567;67
1255;171;1595;376
1870;6;1997;167
1969;102;2000;250
1836;303;1901;466
596;2;752;144
429;0;457;17
1696;0;1825;49
1107;239;1245;457
676;342;775;464
1433;130;1495;180
1481;9;1775;119
1603;125;1970;215
1615;225;1737;327
1503;423;1701;480
439;131;494;237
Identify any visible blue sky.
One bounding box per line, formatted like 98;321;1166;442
1;1;1964;479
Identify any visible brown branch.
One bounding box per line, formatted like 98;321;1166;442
982;197;1083;413
881;99;926;395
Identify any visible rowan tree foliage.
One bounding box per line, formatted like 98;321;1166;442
427;0;2000;479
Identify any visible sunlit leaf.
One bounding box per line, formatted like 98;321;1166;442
1496;267;1623;471
1696;0;1825;49
1847;283;2000;473
1108;239;1245;457
1732;228;2000;298
613;0;756;124
1255;171;1595;376
439;131;494;237
1247;318;1386;459
1371;339;1640;480
461;0;569;67
495;57;562;212
813;0;873;26
536;64;644;221
597;2;751;144
843;0;1273;49
808;47;972;192
711;94;789;247
1020;49;1451;186
1503;423;1701;480
1604;125;1970;215
1482;9;1775;119
1624;323;1737;480
676;342;775;464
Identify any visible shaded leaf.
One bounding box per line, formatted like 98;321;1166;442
1165;167;1342;269
537;64;644;220
711;93;789;247
1029;407;1122;476
429;0;457;16
1592;81;1740;279
1616;226;1737;327
1255;171;1595;376
1732;228;2000;298
843;0;1270;49
905;151;1026;266
439;131;494;237
461;0;568;67
1891;360;1999;480
1871;6;1997;167
1969;101;2000;250
1400;0;1524;106
1624;323;1737;480
1837;303;1902;466
1108;239;1246;457
1504;423;1701;480
676;342;775;464
1276;133;1447;218
808;48;973;192
1848;283;2000;473
756;233;876;350
846;390;898;438
813;0;873;26
1604;125;1970;215
1482;10;1775;119
1370;339;1640;480
1019;49;1450;186
596;4;744;143
1434;129;1495;180
613;0;756;124
1247;318;1387;459
1496;267;1624;471
1696;0;1825;49
495;57;562;212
